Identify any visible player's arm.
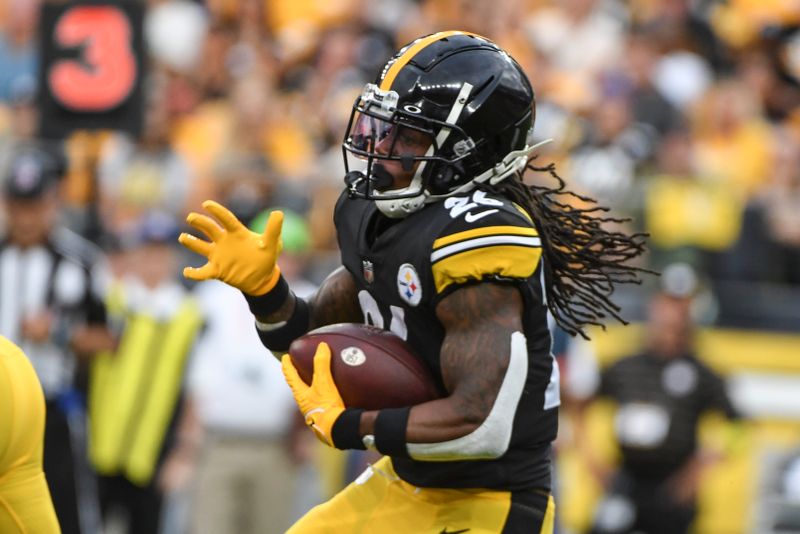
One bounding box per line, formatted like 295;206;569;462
179;201;361;353
281;280;526;457
253;266;362;329
250;266;363;354
355;281;526;460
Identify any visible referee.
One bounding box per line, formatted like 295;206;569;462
575;287;742;534
0;148;112;534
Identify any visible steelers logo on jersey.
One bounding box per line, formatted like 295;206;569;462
397;263;422;306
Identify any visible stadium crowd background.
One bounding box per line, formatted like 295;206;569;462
1;0;800;533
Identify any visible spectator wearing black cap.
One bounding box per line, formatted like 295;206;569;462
565;266;743;534
0;147;112;534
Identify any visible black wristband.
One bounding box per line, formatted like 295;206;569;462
374;407;411;458
255;297;310;352
242;274;290;316
331;409;366;450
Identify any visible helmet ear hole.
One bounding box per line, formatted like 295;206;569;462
429;161;465;194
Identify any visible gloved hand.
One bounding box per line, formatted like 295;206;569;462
281;343;346;447
179;200;283;296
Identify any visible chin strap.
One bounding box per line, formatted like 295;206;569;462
374;192;427;219
426;138;554;202
473;138;554;186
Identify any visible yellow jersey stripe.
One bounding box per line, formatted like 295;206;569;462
433;245;542;293
380;30;471;91
433;225;538;250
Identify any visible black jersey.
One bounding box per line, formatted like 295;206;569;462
599;352;740;479
334;187;560;491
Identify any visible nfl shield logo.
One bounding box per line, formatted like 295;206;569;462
362;260;374;284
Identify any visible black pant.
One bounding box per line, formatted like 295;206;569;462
98;475;164;534
589;470;696;534
43;402;95;534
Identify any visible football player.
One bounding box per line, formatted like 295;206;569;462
180;31;647;533
0;336;61;533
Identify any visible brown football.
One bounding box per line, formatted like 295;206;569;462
288;323;442;410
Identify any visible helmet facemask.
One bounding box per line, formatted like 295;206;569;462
342;83;475;218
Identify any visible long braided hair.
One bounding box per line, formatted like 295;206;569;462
488;162;652;339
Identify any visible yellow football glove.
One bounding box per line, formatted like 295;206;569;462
179;200;283;296
281;343;346;447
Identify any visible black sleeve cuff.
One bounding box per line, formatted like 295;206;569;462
331;409;365;450
242;274;290;316
374;407;411;458
255;297;310;352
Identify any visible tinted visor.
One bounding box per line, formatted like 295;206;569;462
347;112;434;161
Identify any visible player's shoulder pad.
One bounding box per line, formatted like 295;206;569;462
429;189;542;295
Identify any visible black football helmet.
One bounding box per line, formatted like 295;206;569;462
342;31;539;217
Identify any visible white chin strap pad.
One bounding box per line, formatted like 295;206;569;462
375;194;427;218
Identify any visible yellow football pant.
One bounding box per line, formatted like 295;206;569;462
0;337;61;534
288;456;555;534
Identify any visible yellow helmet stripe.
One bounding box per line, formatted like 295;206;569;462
379;30;473;91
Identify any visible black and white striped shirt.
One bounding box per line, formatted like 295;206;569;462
0;227;108;398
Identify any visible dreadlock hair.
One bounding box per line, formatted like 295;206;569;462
488;161;652;339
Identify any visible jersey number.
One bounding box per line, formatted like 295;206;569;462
48;6;137;111
358;290;408;341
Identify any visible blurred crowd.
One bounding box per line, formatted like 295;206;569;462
1;0;800;533
3;0;800;298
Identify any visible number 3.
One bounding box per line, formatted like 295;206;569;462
358;290;408;341
48;6;137;112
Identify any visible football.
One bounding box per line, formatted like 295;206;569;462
288;323;442;410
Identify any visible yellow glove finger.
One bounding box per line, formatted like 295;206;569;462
182;262;219;281
178;232;213;258
203;200;246;233
186;212;223;241
311;342;336;393
262;210;284;250
281;354;310;400
282;350;343;449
